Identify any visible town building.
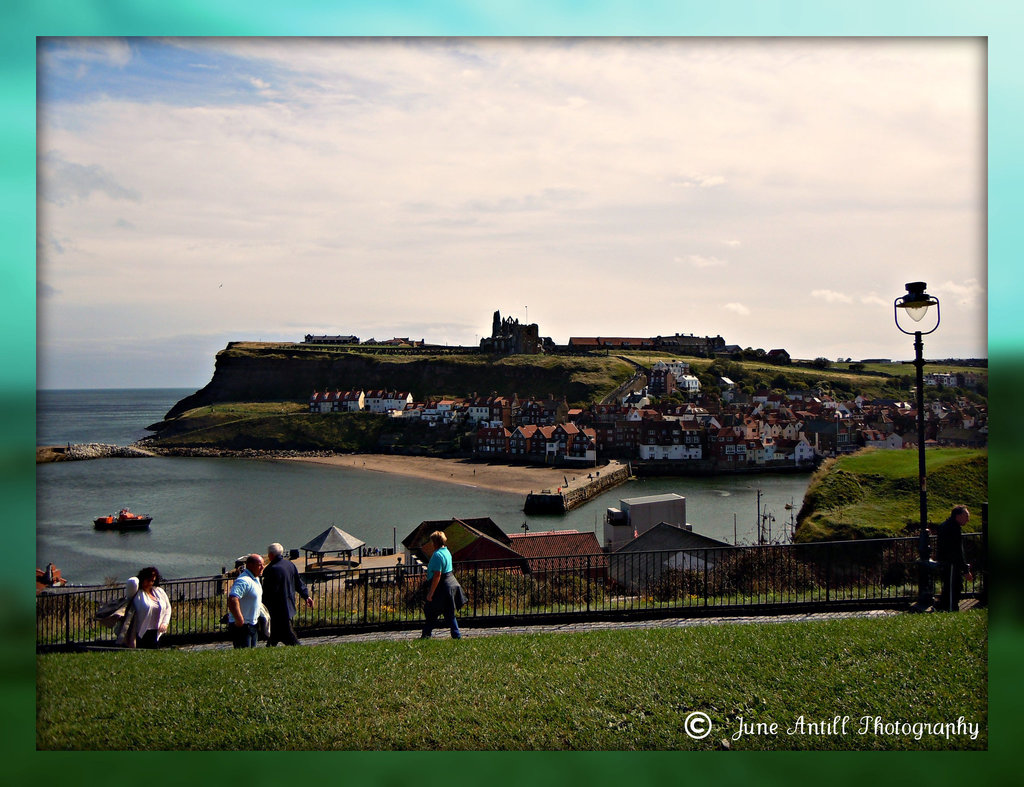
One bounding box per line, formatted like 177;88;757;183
604;493;686;551
507;530;605;579
608;522;731;592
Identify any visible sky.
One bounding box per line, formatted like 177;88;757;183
36;36;987;390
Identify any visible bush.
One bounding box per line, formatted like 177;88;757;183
529;573;599;607
460;569;534;605
646;569;706;601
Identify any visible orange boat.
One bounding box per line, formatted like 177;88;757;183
94;508;152;531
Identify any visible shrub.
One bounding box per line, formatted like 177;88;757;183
646;569;706;602
529;573;597;607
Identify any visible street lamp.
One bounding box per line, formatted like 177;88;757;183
894;281;940;607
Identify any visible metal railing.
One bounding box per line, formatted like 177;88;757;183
36;533;984;651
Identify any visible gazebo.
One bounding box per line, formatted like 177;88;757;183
300;525;366;568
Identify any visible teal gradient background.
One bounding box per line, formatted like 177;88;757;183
6;0;1020;779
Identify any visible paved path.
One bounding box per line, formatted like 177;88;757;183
179;607;909;652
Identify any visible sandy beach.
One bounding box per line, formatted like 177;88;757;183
283;454;624;497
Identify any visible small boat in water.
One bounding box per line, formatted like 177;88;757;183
94;508;152;531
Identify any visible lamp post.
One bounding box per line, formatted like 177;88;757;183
894;281;940;606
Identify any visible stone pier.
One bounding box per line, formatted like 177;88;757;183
523;462;630;514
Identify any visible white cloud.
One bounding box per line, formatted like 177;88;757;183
938;278;984;305
671;173;727;188
811;290;854;304
722;240;742;247
860;293;887;307
679;255;727;268
724;303;751;316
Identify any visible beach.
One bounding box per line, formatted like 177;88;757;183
284;454;625;497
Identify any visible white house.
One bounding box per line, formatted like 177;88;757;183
365;390;414;414
864;432;905;450
773;436;816;465
638;442;702;461
676;374;701;394
341;390;365;412
466;399;492;424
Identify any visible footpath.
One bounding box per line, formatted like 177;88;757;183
178;607;913;652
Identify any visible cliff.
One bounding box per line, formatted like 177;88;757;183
794;447;987;541
159;342;633;422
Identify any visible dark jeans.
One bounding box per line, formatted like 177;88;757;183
136;630;161;649
937;563;963;612
422;598;461;639
231;622;259;648
267;610;300;646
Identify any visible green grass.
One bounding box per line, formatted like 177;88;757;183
616;352;985;400
37;610;986;750
151;404;393;451
796;448;988;541
835;447;985;477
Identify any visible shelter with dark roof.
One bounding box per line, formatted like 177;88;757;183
300;525;366;567
609;522;731;591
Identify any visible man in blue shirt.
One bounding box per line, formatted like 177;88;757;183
227;553;264;648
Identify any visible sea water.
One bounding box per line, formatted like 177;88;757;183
36;389;811;585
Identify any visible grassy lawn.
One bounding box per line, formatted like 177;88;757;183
836;447;984;477
37;610;986;750
796;448;988;540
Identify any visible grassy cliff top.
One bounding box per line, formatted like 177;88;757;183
38;612;986;750
795;447;987;542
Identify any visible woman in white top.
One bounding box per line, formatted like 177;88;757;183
132;566;172;648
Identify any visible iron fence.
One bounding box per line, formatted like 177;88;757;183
37;533;984;651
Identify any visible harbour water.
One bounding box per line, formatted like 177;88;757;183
37;389;812;585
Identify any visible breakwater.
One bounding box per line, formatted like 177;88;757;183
36;443;157;463
524;463;630;514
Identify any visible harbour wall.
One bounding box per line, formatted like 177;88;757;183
524;463;630;514
36;443;157;463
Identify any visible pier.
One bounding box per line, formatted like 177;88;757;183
523;461;630;514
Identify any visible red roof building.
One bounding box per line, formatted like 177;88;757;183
508;529;605;579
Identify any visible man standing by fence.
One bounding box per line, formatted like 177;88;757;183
227;554;264;648
936;505;973;612
262;542;313;646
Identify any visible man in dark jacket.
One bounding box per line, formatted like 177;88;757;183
262;542;313;645
935;505;973;612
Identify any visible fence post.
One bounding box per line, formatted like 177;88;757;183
825;542;832;603
703;551;708;608
362;576;368;623
64;594;71;648
980;501;988;605
586;554;591;614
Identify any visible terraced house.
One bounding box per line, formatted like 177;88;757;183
364;390;414;414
